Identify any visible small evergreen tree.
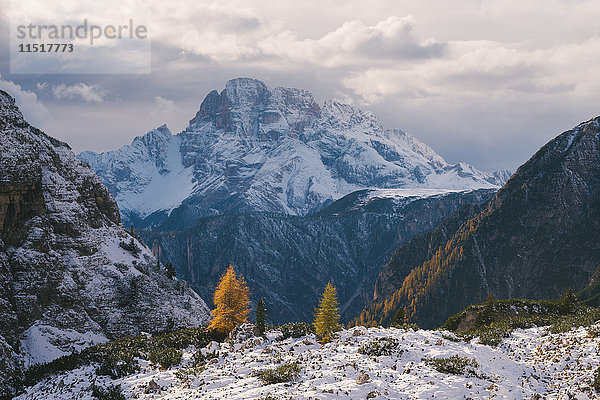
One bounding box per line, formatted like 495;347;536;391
208;265;250;333
391;307;405;328
165;262;176;280
255;297;267;335
560;288;578;313
313;282;341;343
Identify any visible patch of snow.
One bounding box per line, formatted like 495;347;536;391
563;131;578;153
20;323;108;367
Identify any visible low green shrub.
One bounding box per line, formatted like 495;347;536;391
192;350;219;366
119;239;140;257
174;365;204;384
443;296;600;346
587;325;600;337
148;347;182;370
358;337;402;357
440;333;461;342
548;308;600;334
24;350;92;385
256;361;301;385
425;355;479;375
92;384;126;400
392;322;419;331
94;336;145;378
276;323;315;339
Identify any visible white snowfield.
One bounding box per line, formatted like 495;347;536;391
17;324;600;400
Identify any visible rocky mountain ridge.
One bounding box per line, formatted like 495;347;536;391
357;116;600;329
143;188;496;324
0;90;210;397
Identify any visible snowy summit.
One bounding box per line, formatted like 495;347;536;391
79;78;509;227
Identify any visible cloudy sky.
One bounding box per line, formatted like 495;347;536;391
1;0;599;172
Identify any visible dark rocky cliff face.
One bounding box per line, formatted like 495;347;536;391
0;90;209;397
142;188;495;324
357;116;600;329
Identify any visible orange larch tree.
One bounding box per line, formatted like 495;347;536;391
208;265;251;333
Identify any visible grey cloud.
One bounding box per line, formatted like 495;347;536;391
52;83;105;103
356;20;447;60
216;15;261;33
0;72;50;126
1;0;599;175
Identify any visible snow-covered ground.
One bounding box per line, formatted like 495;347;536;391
17;324;600;399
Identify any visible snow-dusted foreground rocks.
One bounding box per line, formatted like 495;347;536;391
17;324;600;399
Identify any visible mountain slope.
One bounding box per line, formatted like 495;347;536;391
142;188;496;324
80;78;507;228
0;90;210;397
357;116;600;329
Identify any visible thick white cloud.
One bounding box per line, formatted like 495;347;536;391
154;6;443;67
341;37;600;104
255;16;444;68
52;83;105;103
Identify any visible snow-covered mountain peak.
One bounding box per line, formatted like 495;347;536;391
270;86;318;109
80;78;510;226
188;78;320;139
130;125;174;170
133;123;171;145
80;125;195;223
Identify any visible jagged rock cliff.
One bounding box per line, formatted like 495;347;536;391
357;116;600;329
0;90;210;397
